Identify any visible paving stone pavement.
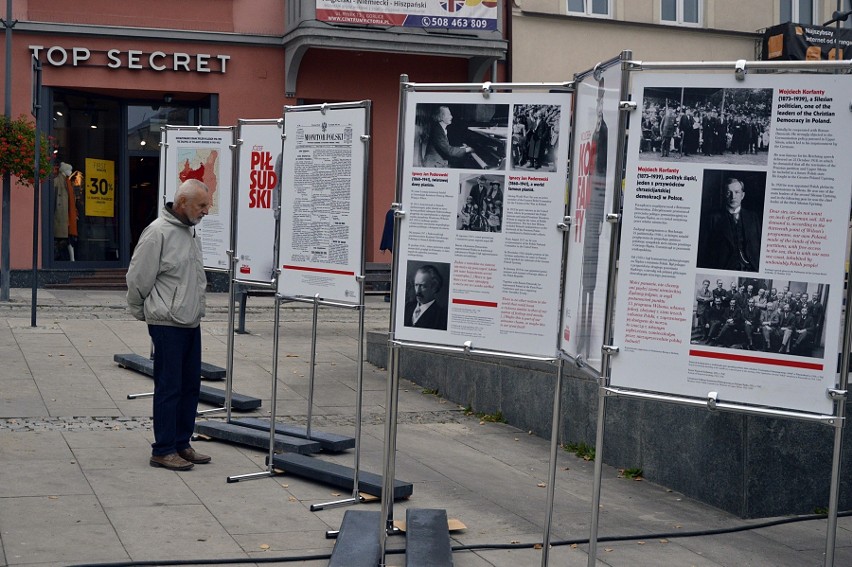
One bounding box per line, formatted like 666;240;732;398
0;288;851;567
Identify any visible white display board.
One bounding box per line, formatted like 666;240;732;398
393;91;571;358
277;104;368;303
234;119;283;285
560;63;622;371
161;126;235;271
611;72;852;415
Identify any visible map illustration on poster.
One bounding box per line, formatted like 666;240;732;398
560;62;622;372
277;105;368;304
161;126;235;271
394;91;571;358
611;73;852;416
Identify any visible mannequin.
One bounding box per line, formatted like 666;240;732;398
53;163;70;260
53;162;81;261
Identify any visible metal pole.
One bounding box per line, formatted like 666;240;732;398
223;249;236;422
226;297;281;483
541;358;565;567
379;340;402;564
306;293;320;439
1;0;15;302
30;56;41;327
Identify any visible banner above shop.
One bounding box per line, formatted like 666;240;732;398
316;0;498;30
762;22;852;61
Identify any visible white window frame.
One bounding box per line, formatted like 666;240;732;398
566;0;612;18
660;0;703;27
780;0;820;25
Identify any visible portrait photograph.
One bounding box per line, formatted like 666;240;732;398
695;169;766;273
402;260;451;331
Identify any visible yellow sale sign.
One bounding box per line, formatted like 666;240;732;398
85;158;115;217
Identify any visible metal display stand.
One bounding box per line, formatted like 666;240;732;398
585;58;852;567
227;103;372;503
379;76;575;566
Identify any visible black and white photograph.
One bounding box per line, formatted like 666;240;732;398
413;103;509;170
402;260;451;331
696;169;766;273
638;87;773;165
691;273;828;358
510;104;561;171
456;173;504;232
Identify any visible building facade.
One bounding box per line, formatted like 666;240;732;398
511;0;850;82
0;0;506;281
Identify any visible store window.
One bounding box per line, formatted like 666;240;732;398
780;0;817;24
50;93;121;264
567;0;611;17
661;0;702;25
127;105;197;251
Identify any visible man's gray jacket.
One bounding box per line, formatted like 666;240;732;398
126;204;206;328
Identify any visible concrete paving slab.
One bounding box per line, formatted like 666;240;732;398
0;458;93;498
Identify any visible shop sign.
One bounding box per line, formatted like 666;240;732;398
28;45;230;73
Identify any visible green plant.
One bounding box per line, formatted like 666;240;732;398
814;507;828;515
563;442;595;461
619;467;643;480
462;404;506;423
0;115;52;187
421;387;440;396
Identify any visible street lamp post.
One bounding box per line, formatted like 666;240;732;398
1;0;14;302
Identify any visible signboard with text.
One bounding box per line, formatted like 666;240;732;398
559;63;622;372
393;90;571;358
611;72;852;415
277;104;368;304
161;126;235;271
316;0;498;30
235;119;282;285
84;158;115;218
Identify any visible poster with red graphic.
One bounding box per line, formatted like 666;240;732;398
611;72;852;415
393;91;571;357
316;0;497;30
235;119;283;285
559;62;622;372
161;126;234;270
277;104;368;304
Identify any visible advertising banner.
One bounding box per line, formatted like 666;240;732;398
762;22;851;61
611;72;852;415
84;157;115;218
277;105;368;304
161;126;235;271
559;63;622;371
393;91;571;358
316;0;498;30
235;120;282;285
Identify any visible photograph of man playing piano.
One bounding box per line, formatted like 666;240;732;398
414;103;510;170
511;104;561;172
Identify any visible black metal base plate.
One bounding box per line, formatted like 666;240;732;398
114;353;225;380
195;421;321;454
231;417;355;452
269;452;413;499
328;510;382;567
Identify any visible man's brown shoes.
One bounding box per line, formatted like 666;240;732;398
178;447;211;464
150;453;194;470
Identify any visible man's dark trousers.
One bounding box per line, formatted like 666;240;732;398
148;325;202;456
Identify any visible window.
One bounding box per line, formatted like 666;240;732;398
661;0;702;25
567;0;611;17
780;0;818;24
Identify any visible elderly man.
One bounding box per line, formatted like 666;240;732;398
423;105;473;168
126;179;211;471
404;265;448;330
